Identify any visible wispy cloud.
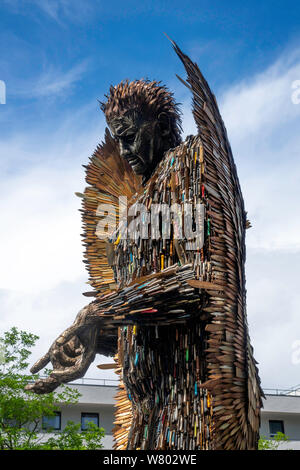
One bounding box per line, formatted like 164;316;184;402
35;0;95;24
12;60;89;99
3;0;95;24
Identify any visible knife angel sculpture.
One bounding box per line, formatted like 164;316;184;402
26;40;263;450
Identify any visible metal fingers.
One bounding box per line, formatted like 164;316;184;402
30;352;51;374
24;375;60;394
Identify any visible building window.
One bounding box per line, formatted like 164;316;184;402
269;420;284;437
81;412;99;430
42;411;61;430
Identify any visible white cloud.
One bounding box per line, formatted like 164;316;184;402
0;104;109;378
36;0;94;23
3;0;95;24
219;50;300;253
12;60;89;99
245;250;300;390
0;101;104;291
220;49;300;141
218;48;300;388
0;165;83;292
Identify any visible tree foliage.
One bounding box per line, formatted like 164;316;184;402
0;327;105;450
258;432;291;450
42;421;105;450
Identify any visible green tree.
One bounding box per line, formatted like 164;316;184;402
0;327;105;450
258;432;292;450
42;421;105;450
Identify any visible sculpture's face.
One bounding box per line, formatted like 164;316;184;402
108;111;171;182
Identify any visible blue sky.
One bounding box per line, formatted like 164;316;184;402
1;0;300;136
1;0;300;390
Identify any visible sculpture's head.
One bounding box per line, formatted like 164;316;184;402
100;80;182;183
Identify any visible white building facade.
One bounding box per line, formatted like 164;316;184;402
260;389;300;450
51;379;118;449
43;379;300;450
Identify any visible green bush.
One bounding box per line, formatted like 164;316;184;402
258;432;292;450
0;327;105;450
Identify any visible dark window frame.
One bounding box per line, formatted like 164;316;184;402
269;419;284;437
81;412;99;431
42;411;61;431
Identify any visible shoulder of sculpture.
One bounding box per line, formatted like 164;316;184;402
183;134;198;144
152;135;198;173
162;134;201;160
172;134;200;152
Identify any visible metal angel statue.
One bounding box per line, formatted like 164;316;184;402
26;39;264;450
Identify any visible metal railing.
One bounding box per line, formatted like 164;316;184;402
69;377;119;387
26;375;119;387
69;381;300;394
263;384;300;396
29;376;300;393
70;380;300;393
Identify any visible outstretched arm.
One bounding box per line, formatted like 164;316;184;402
25;304;117;394
26;263;216;394
92;263;204;327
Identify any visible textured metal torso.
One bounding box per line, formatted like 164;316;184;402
108;134;262;450
82;43;264;449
